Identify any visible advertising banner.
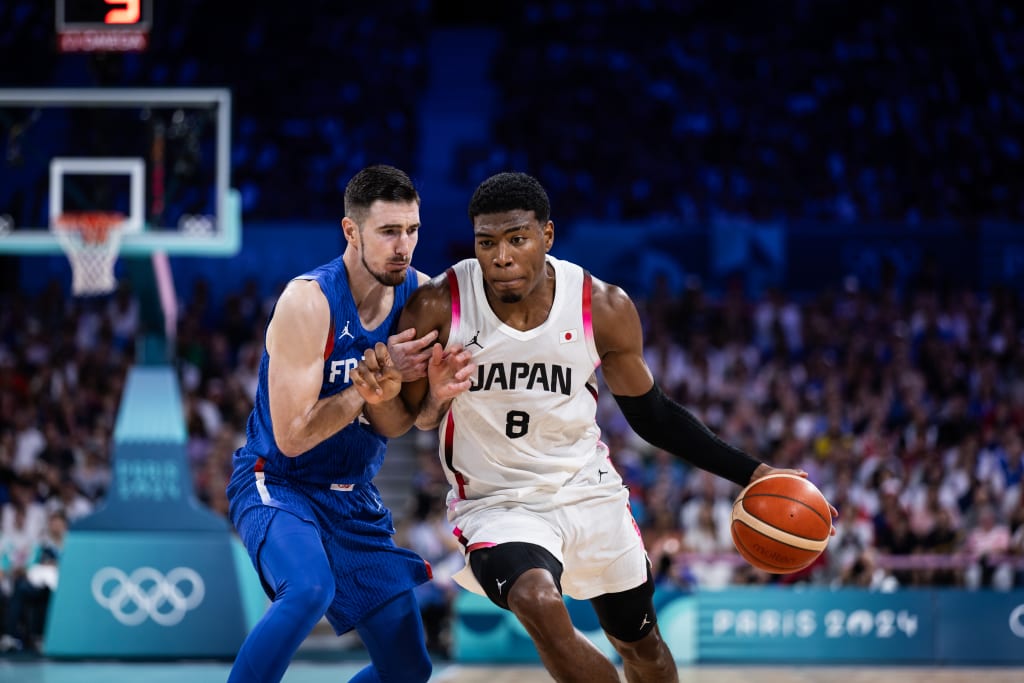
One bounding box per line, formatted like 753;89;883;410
451;586;1024;665
696;588;935;663
934;591;1024;664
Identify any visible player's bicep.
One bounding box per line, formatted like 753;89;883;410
398;275;451;340
397;278;451;415
592;281;654;397
266;282;331;441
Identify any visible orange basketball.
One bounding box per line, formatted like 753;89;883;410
730;473;832;574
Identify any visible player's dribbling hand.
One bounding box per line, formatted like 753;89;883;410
749;464;839;535
352;342;403;404
427;342;475;402
387;328;439;382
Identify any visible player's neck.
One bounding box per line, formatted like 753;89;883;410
344;251;395;329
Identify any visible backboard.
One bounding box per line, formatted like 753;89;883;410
0;88;239;257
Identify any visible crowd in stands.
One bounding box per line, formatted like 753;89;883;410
4;1;1023;225
470;1;1024;224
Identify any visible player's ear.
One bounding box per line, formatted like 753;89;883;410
543;220;554;252
341;217;359;247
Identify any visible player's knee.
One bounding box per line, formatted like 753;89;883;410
611;627;665;661
281;569;335;618
591;567;657;642
507;569;565;627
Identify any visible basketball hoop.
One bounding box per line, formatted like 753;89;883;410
54;211;126;296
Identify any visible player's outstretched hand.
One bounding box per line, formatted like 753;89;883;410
748;464;839;535
352;342;403;404
387;328;439;382
427;342;476;402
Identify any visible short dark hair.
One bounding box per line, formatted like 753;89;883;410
468;172;550;223
344;165;420;220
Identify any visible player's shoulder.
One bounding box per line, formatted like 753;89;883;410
404;271;452;315
585;274;643;354
410;258;476;299
414;270;451;294
267;277;330;342
277;277;329;316
588;272;636;316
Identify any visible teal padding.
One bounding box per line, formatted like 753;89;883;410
44;531;250;658
114;366;187;444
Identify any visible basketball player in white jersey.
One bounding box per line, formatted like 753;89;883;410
392;172;834;682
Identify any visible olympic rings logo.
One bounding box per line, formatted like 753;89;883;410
91;566;206;627
1010;604;1024;639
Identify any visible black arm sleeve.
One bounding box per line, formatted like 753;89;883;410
612;383;762;486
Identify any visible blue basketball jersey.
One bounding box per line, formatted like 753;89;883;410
235;256;419;486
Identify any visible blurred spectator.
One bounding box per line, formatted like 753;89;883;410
36;422;75;474
45;476;94;524
0;476;47;646
11;409;43;476
680;500;735;589
0;477;47;577
71;443;111;502
0;510;66;653
1010;512;1024;588
963;504;1012;590
838;547;900;592
916;507;963;587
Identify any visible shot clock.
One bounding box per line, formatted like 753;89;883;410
56;0;152;52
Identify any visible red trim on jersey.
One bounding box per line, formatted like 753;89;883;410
466;542;497;552
446;268;461;331
454;472;468;499
254;457;266;473
443;411;467;498
324;313;335;361
585;382;599;402
452;527;496;554
582;270;593;339
627;500;646;549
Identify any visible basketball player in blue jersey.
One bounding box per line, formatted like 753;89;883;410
393;172;837;682
225;165;473;683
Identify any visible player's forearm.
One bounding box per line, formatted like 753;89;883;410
363;397;416;438
414;389;452;431
274;386;366;456
613;383;763;486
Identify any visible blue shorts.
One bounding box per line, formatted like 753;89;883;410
228;465;431;635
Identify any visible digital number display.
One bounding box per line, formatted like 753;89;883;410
58;0;151;29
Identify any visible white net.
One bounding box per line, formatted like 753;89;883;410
54;212;125;296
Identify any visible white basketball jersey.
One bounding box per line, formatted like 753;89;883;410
440;255;607;505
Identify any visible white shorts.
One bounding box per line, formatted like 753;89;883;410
449;467;648;601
